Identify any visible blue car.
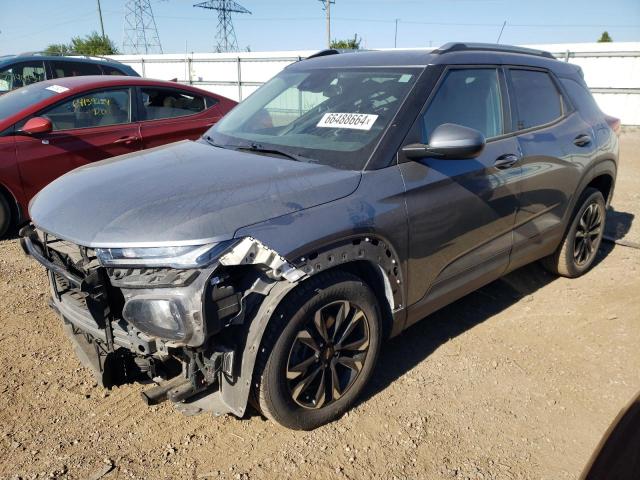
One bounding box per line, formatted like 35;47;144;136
0;52;139;95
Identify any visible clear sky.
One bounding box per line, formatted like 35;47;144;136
0;0;638;55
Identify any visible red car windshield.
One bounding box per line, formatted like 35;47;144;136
0;83;61;121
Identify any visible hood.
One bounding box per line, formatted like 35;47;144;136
30;140;361;247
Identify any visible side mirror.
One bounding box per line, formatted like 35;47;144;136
402;123;486;160
20;117;52;135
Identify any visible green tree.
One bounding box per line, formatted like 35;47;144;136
44;43;72;55
330;34;361;50
70;32;119;55
598;31;613;43
45;32;119;56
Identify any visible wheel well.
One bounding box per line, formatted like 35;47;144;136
0;184;21;228
587;174;613;204
314;260;395;339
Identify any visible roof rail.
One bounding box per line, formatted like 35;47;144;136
433;42;554;59
306;49;341;60
16;51;123;64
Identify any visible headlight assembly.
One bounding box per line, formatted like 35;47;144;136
95;240;237;268
123;297;189;341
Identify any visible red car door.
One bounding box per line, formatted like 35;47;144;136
15;87;141;201
137;86;223;148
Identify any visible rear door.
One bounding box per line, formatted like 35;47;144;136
506;67;597;266
399;66;522;323
136;86;221;148
15;87;141;200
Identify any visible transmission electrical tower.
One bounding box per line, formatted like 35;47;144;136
194;1;252;53
122;0;163;54
318;0;335;48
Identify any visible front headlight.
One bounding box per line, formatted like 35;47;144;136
95;240;236;268
123;297;189;341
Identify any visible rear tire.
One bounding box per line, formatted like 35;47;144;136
0;194;11;239
542;187;606;278
253;271;382;430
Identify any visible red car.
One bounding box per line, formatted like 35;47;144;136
0;76;236;237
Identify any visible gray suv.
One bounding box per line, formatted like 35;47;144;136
21;43;619;430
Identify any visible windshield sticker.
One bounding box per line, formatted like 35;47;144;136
45;85;70;94
317;113;379;131
398;74;413;83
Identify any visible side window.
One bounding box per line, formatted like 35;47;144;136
50;61;102;79
423;68;503;141
41;89;131;130
559;78;603;124
101;65;126;76
510;69;562;130
140;88;206;120
205;96;219;109
0;61;46;92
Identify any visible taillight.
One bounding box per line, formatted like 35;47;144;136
605;114;621;136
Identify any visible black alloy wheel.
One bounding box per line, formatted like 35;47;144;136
574;202;604;266
286;300;370;409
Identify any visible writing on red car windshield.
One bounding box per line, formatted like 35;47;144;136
73;96;113;117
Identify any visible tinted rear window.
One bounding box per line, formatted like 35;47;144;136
101;65;127;76
510;69;562;130
51;61;102;78
560;78;603;124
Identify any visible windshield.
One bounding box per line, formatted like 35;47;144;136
207;67;420;170
0;82;59;120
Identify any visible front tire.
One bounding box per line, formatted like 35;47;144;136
542;187;606;278
253;271;382;430
0;194;11;239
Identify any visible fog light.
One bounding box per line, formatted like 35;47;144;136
123;298;188;341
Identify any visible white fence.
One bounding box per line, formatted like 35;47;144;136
110;42;640;125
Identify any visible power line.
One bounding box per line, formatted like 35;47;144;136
141;12;639;29
194;1;252;53
122;0;163;54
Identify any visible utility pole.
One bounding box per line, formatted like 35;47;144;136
394;18;399;48
97;0;105;39
318;0;335;49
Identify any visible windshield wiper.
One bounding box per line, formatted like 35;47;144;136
235;144;303;162
203;135;224;148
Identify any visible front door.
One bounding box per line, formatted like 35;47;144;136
399;67;521;325
15;87;141;202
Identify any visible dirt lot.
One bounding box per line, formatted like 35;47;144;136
1;131;639;480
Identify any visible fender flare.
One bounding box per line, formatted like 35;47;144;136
564;158;617;224
216;235;404;417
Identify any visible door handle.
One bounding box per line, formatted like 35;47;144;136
113;136;140;145
494;153;520;169
573;134;592;147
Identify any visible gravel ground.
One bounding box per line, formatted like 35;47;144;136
0;130;639;480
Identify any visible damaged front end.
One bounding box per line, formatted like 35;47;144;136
20;226;305;416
